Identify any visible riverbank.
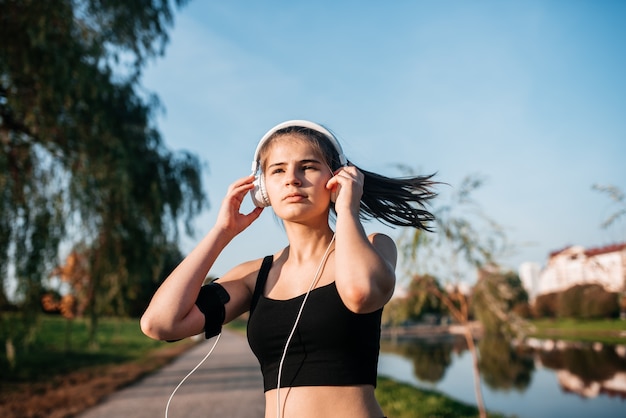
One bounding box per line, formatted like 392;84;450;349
382;318;626;345
381;321;484;339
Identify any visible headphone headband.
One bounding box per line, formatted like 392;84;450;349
251;120;347;173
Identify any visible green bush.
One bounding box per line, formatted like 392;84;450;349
558;284;619;319
533;285;619;320
533;292;558;318
580;286;620;319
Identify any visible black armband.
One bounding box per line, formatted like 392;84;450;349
195;281;230;339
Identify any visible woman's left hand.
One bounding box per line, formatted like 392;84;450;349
326;164;364;214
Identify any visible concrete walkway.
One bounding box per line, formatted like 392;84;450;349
78;330;265;418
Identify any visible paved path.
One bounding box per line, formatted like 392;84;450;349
78;330;265;418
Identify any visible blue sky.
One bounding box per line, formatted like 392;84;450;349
142;1;625;284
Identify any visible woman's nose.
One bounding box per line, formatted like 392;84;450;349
285;167;302;186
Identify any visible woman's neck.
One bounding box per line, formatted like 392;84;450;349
282;223;335;264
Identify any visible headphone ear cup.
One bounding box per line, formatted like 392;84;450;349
251;173;271;207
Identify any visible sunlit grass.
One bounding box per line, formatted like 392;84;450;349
528;318;626;344
1;315;191;382
376;376;511;418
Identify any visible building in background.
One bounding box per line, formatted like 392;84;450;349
520;243;626;299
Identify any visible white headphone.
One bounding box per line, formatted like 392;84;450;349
249;120;347;208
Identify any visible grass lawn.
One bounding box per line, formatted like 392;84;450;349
1;315;185;382
0;315;195;418
376;377;510;418
528;318;626;344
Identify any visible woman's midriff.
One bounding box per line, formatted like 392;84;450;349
264;384;384;418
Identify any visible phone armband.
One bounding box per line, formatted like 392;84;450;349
195;281;230;339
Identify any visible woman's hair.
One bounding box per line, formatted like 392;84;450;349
258;126;437;231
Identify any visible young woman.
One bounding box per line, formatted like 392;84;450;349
141;120;436;417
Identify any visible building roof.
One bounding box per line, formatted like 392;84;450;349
584;242;626;257
548;242;626;259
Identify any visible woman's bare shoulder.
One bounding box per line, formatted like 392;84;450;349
220;257;265;284
219;247;284;291
367;232;397;267
367;232;396;247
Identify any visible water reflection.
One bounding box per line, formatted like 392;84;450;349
524;338;626;399
381;335;463;383
479;337;534;391
380;333;626;417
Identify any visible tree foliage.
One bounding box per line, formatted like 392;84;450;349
0;0;203;348
557;284;620;320
400;173;510;284
398;172;515;418
405;274;448;321
471;268;530;338
532;292;558;318
383;274;449;328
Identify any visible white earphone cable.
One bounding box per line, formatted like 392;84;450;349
275;234;335;418
165;332;222;418
164;235;335;418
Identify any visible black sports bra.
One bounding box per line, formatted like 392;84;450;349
247;255;382;392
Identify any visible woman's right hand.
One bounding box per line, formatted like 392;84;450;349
215;174;264;237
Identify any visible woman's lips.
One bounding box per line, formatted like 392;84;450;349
283;193;306;202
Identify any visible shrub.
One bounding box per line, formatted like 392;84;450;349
580;286;620;319
532;292;558;318
558;284;619;319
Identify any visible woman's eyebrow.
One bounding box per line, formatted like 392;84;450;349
299;159;323;165
267;158;322;169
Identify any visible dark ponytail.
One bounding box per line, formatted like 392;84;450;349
355;166;437;231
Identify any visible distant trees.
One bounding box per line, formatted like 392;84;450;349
382;274;447;327
399;173;522;332
560;284;620;319
0;0;203;358
532;285;620;320
472;268;530;338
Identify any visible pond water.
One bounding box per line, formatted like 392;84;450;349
378;334;626;418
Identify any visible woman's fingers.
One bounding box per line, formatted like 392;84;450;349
227;174;255;197
216;175;263;233
328;166;364;208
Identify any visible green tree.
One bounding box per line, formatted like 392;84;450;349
532;292;558;318
382;274;448;340
558;284;619;319
399;173;515;418
0;0;204;355
381;297;410;329
405;273;448;322
472;268;530;338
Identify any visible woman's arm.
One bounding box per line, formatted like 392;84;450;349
327;166;397;314
140;175;263;341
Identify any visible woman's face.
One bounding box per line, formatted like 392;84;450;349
262;134;333;223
